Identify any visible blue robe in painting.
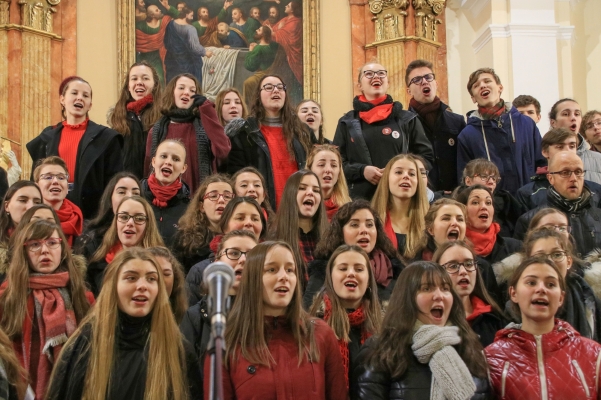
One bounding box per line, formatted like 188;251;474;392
164;20;207;84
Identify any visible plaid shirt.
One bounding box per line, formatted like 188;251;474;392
299;228;318;264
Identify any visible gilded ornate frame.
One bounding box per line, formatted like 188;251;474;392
117;0;320;102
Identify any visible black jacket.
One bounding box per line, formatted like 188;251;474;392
225;117;310;209
514;188;601;257
27;121;124;219
470;310;507;348
303;257;404;309
78;234;105;297
185;258;212;306
141;178;191;248
333;103;434;200
350;338;491;400
482;234;523;266
122;111;149;179
516;174;601;211
493;189;526;238
408;102;465;191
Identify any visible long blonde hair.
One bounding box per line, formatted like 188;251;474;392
50;248;187;400
306;144;352;208
371;154;429;259
91;196;164;263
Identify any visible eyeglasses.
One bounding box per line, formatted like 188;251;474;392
534;251;567;263
24;237;62;252
203;190;235;202
548;169;586;178
441;260;478;274
585;120;601;130
408;73;435;86
219;248;248;260
39;173;69;182
542;224;572;234
474;174;501;183
260;83;286;92
116;213;148;225
419;169;429;177
362;70;387;80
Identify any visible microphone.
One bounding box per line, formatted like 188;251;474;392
203;262;235;345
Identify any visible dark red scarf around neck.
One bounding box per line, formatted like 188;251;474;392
409;96;441;132
356;95;394;124
323;294;371;388
147;173;182;208
324;198;338;222
478;100;506;121
126;94;153;116
56;199;83;246
465;222;500;257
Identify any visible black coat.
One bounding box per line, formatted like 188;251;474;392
141;178;191;248
185;258;212;306
493;189;525;238
483;234;523;266
122;111;149;179
303;257;404;309
514;188;601;257
333;103;434;200
27;121;124;219
78;234;105;297
350;338;491;400
470;310;507;348
408;102;465;192
516;174;601;211
225;117;310;209
46;319;202;400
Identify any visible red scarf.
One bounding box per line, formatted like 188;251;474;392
147;173;182;208
370;249;393;288
105;242;123;264
322;294;371;388
383;212;398;249
478;100;506;120
467;296;492;323
55;199;83;246
126;94;153;116
358;95;393;124
324;198;338;222
0;272;77;399
465;222;500;257
209;234;223;255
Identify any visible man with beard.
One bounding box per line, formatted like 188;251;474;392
217;22;247;48
230;7;260;44
243;25;279;106
405;59;466;192
136;0;146;22
263;6;279;27
192;0;233;46
164;6;212;83
136;5;171;84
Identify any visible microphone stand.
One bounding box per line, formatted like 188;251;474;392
207;276;229;400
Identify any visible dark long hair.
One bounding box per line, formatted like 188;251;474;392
161;73;202;114
0;181;42;246
218;196;267;239
230;166;274;220
314;200;398;260
147;246;188;323
110;61;163;135
249;74;313;156
366;261;488;379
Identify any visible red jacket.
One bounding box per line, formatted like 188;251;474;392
485;319;601;399
205;316;348;400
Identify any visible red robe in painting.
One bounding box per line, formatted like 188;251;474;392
135;15;171;70
272;15;303;84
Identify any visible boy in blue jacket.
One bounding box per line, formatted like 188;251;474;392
457;68;546;195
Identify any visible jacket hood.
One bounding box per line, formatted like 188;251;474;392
492;252;523;285
467;101;514;124
73;254;88;277
493;319;578;349
584;249;601;298
578;133;591;153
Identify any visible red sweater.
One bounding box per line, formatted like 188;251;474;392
58;119;88;182
206;317;348;400
261;125;298;207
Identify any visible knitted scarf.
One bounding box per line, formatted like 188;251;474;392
126;94;153;116
411;322;476;400
324;198;338;222
465;222;500;257
322;294;371;388
354;95;394;124
209;234;223;255
370;249;393;288
56;199;83;247
0;272;77;400
548;185;591;213
409;96;441;132
147;173;182;208
105;242;123;264
478;100;506;121
150;108;211;184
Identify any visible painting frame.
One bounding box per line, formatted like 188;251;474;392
117;0;320;103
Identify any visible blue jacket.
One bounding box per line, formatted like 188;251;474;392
457;104;546;195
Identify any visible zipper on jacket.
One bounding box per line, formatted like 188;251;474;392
572;359;590;397
501;361;510;398
535;335;548;400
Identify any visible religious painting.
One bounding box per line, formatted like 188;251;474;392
132;0;317;106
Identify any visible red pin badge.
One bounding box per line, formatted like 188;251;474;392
382;127;392;135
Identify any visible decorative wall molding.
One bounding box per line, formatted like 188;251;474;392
472;23;575;53
460;0;490;18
